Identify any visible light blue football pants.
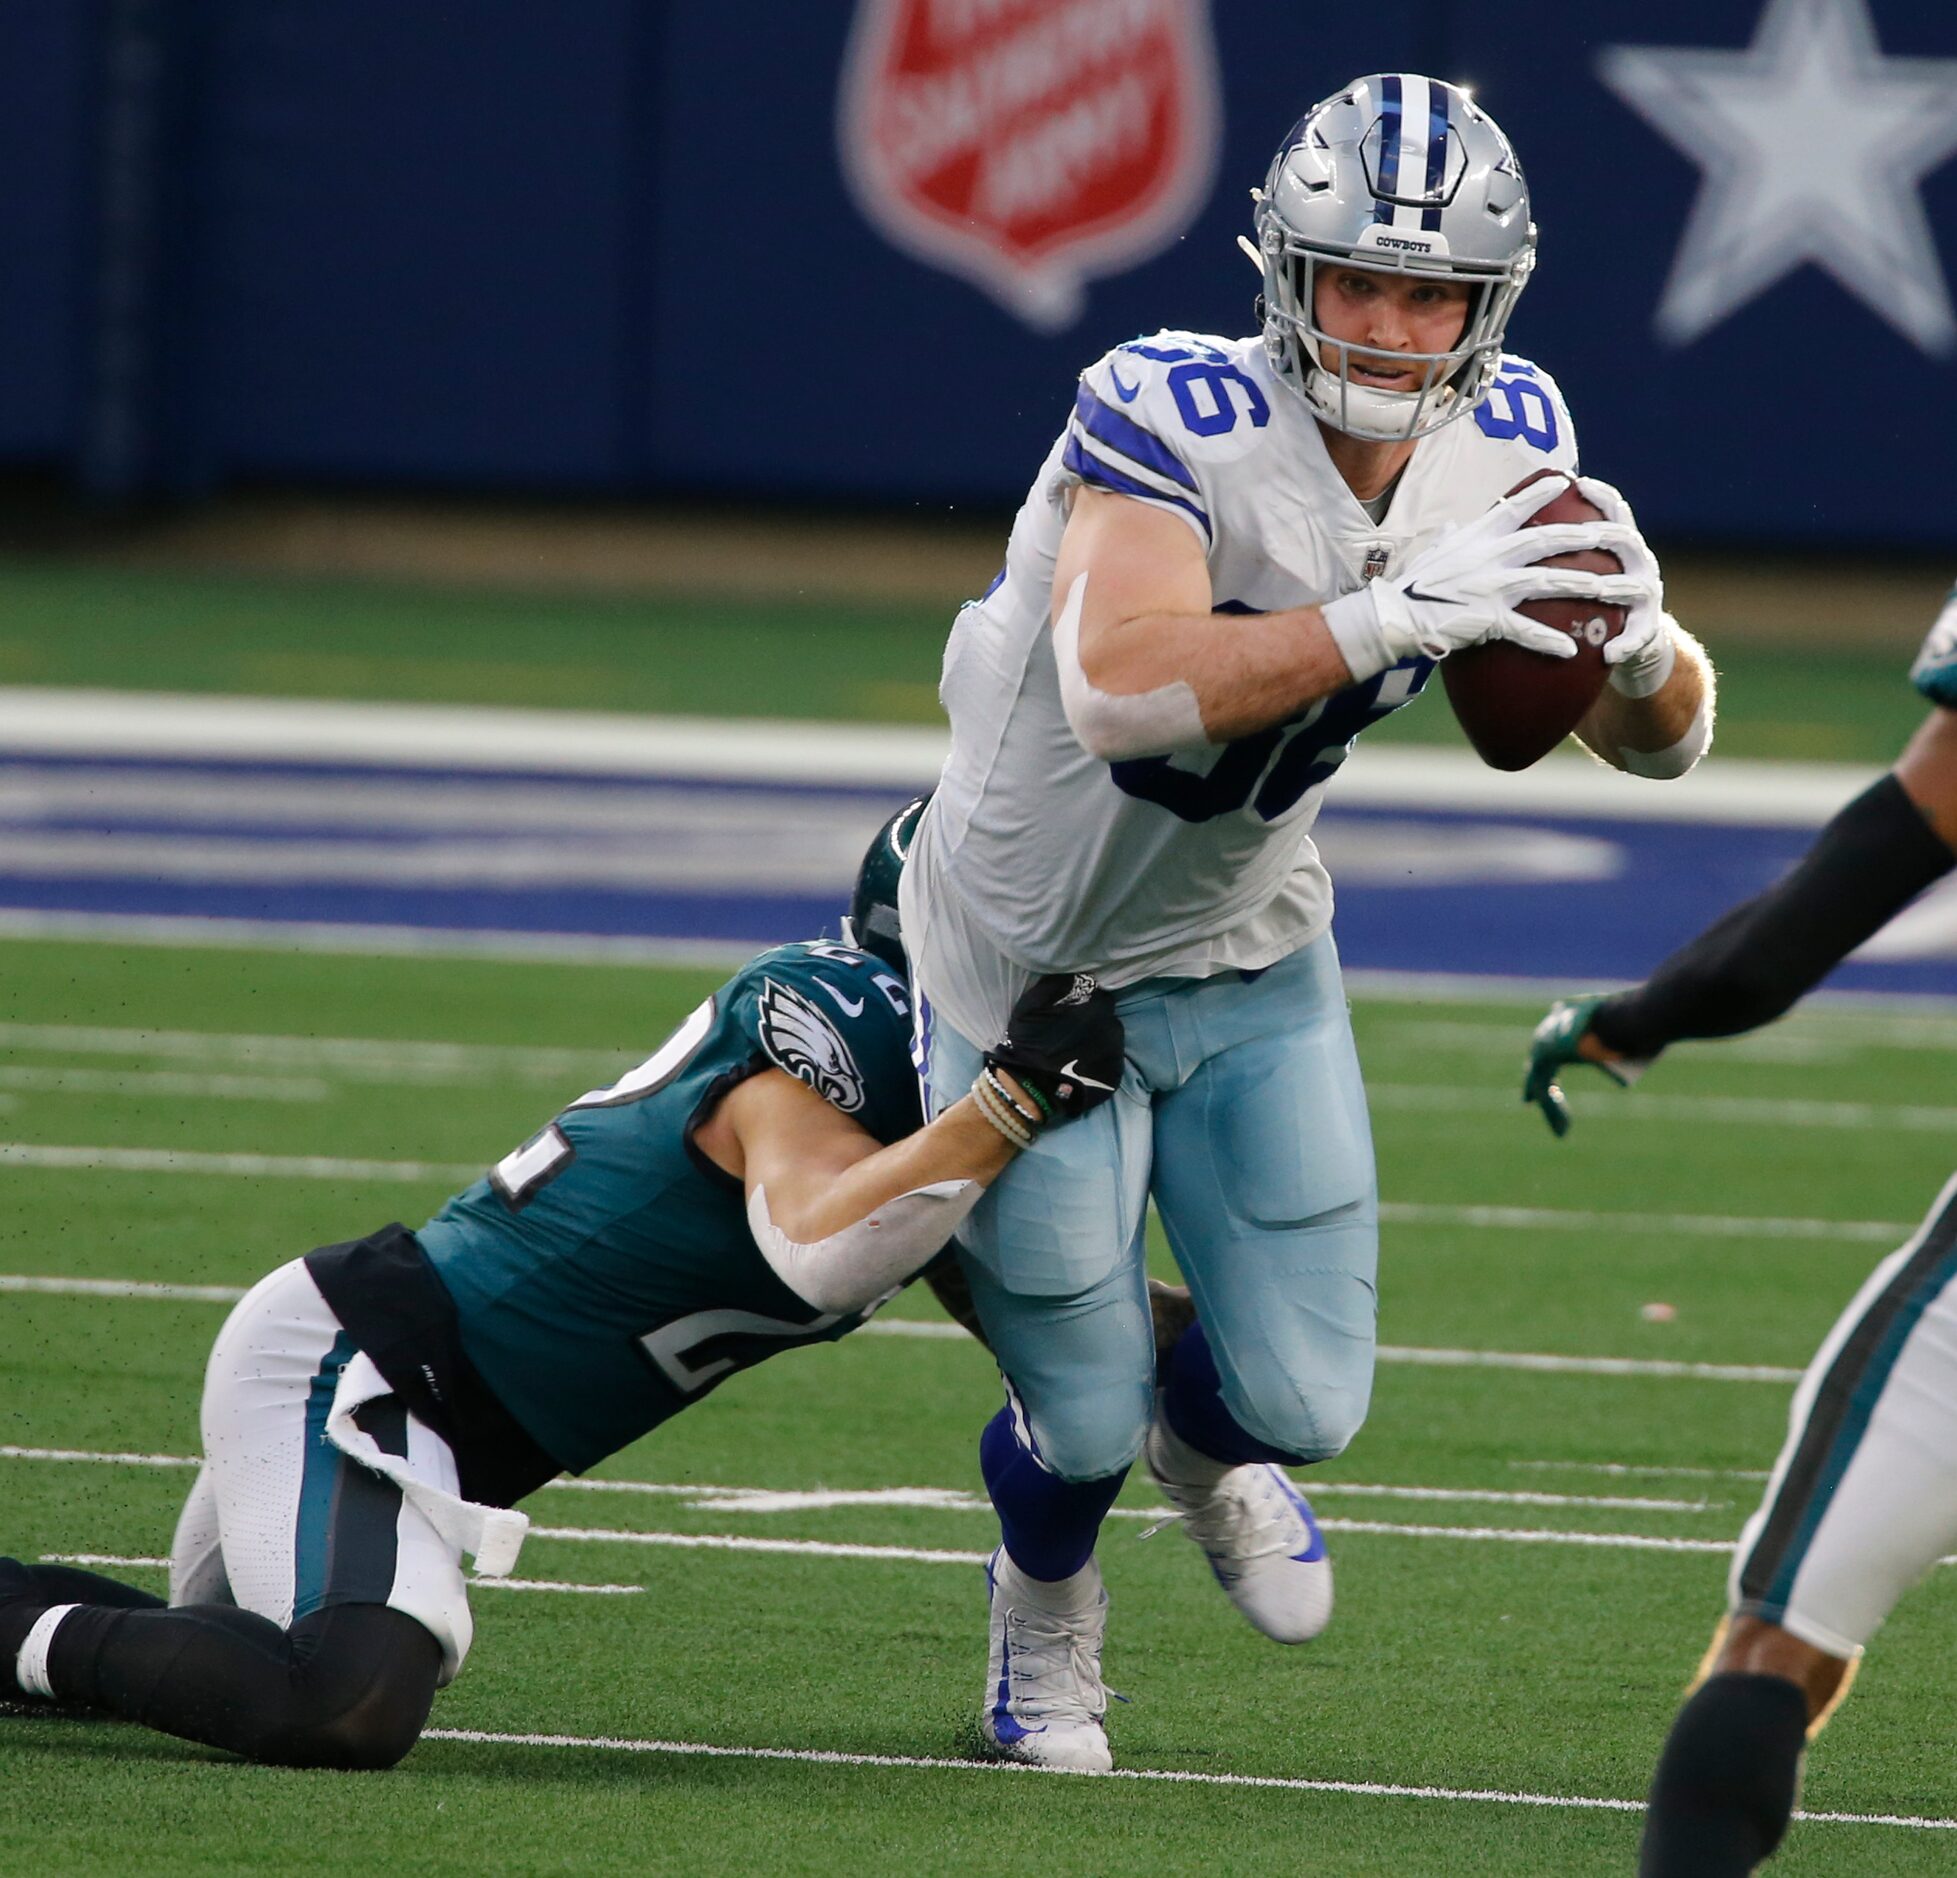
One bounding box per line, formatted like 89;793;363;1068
922;931;1379;1483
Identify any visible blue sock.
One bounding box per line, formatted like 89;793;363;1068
1161;1321;1307;1467
979;1406;1126;1582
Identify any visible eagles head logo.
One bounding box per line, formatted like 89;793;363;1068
757;979;868;1114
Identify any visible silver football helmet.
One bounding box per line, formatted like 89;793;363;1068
1247;74;1535;441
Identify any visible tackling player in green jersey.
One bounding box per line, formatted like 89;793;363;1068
1523;590;1957;1875
0;805;1126;1770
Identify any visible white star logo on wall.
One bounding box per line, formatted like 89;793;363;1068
1598;0;1957;354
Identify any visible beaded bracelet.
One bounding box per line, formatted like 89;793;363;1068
981;1066;1046;1129
970;1071;1036;1149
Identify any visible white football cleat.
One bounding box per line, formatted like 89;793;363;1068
1146;1426;1334;1645
981;1549;1114;1772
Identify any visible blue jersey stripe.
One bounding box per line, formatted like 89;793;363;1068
1374;74;1404;223
1071;382;1198;491
1422;87;1449;230
1062;434;1211;541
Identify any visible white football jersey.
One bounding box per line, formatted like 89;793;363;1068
904;329;1579;1041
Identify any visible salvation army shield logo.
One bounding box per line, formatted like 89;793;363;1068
838;0;1222;332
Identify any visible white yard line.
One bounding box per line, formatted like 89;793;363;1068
414;1726;1955;1833
0;689;952;785
1378;1201;1907;1244
1512;1461;1772;1482
0;690;1879;824
0;1065;329;1102
0;1449;1723;1516
0;1144;477;1183
4;1444;201;1468
38;1554;640;1594
1371;1081;1957;1133
524;1521;1729;1560
1377;1346;1803;1383
525;1527;994;1566
0;1275;1811;1381
0;1022;620;1080
0;1133;1903;1243
0;1276;248;1303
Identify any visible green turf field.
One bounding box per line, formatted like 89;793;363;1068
5;936;1957;1873
0;558;1932;764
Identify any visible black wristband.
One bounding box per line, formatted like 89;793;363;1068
1591;775;1954;1061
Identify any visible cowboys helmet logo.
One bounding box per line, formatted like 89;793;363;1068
758;978;867;1114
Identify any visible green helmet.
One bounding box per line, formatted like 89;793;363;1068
840;794;928;975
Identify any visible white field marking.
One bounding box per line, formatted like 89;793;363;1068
859;1317;966;1341
36;1554;639;1595
1378;1200;1907;1245
41;1554;166;1568
5;689;1877;823
0;1276;248;1304
0;1065;329;1102
0;1143;477;1183
0;1274;1810;1384
0;910;756;970
556;1480;1716;1516
1371;1081;1957;1134
6;1446;199;1468
1273;1484;1721;1514
0;1448;1723;1518
416;1726;1957;1834
1512;1460;1773;1483
525;1527;994;1566
648;1486;989;1515
527;1522;1728;1560
0;1021;621;1083
1378;1346;1803;1384
0;688;952;786
1367;1020;1848;1067
1312;1521;1727;1554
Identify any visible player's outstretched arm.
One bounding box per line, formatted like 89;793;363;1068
704;975;1124;1312
1051;480;1634;758
1525;705;1957;1135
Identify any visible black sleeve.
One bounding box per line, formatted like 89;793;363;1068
1590;775;1954;1061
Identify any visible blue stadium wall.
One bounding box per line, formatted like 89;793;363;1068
5;0;1954;548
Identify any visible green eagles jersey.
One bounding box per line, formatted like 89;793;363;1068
416;941;921;1473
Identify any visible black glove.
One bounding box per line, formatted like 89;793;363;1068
985;973;1124;1120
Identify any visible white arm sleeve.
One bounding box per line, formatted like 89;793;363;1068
746;1176;985;1315
1051;570;1212;762
1617;701;1712;779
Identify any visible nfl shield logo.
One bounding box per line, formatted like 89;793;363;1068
1362;544;1392;582
838;0;1222;332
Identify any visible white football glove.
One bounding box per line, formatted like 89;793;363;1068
1574;476;1674;698
1321;476;1651;685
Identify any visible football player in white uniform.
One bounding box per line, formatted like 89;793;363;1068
900;73;1715;1770
1527;590;1957;1876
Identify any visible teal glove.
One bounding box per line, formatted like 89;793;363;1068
1909;586;1957;708
1523;995;1646;1137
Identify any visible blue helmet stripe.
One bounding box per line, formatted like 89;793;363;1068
1061;434;1211;543
1072;382;1199;491
1373;73;1403;223
1422;86;1450;230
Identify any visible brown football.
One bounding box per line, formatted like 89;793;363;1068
1440;470;1625;771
